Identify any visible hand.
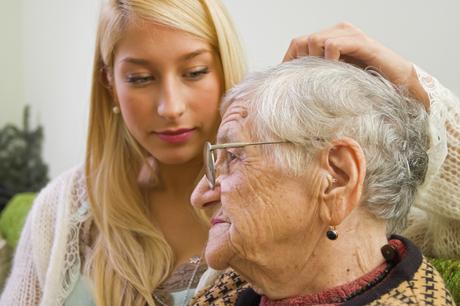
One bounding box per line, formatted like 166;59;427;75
283;22;429;109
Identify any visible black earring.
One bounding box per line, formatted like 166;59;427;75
326;226;338;240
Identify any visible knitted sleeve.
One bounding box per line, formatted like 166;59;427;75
0;173;61;305
0;204;43;305
0;215;41;306
403;66;460;258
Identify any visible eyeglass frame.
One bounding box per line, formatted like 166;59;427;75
203;140;289;189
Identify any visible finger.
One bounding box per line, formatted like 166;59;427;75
307;33;324;57
283;22;362;62
323;38;341;61
307;22;361;57
323;36;372;66
282;39;297;62
282;36;309;62
323;36;365;62
325;22;362;37
295;36;310;58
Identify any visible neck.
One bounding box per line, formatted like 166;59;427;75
155;156;203;195
148;157;209;266
239;209;388;300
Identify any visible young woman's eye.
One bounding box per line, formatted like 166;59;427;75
126;75;154;86
184;67;209;80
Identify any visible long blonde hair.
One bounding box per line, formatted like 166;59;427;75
84;1;246;305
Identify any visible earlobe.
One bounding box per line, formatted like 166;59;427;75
319;137;366;226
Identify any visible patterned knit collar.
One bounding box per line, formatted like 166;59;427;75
259;238;406;306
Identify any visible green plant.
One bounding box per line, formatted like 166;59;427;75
0;193;35;248
0;105;48;210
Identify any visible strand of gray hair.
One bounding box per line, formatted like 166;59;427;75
223;57;429;234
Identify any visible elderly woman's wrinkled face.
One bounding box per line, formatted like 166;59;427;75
191;100;323;275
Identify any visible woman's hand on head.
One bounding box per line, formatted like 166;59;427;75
283;22;430;110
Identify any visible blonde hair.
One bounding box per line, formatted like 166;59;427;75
84;1;246;305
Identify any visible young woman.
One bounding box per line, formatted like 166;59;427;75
2;1;244;305
1;1;458;306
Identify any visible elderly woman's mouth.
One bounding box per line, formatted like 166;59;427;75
211;217;229;226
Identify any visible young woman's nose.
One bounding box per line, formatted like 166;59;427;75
156;78;186;121
191;175;221;209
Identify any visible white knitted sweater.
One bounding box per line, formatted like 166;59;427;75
1;67;459;306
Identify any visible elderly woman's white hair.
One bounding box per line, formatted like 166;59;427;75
222;57;430;234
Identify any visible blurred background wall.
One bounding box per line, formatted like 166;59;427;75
0;1;25;127
1;0;459;178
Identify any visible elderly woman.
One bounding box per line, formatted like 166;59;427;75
191;57;454;305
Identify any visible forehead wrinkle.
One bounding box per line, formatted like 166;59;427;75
216;124;234;144
221;104;248;125
217;118;248;144
218;105;249;144
220;97;248;115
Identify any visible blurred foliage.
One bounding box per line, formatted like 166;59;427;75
0;106;48;210
0;193;35;248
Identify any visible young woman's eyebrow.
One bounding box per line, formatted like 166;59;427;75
119;57;150;66
118;49;211;66
179;49;212;62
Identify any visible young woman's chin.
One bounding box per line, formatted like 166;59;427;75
149;146;203;166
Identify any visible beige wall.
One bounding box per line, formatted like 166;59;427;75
21;0;102;178
223;0;460;95
0;1;25;126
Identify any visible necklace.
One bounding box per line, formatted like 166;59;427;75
153;255;203;306
180;255;202;306
153;294;169;306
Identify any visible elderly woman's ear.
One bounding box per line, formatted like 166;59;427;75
318;137;366;226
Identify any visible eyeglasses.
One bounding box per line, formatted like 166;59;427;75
203;140;288;189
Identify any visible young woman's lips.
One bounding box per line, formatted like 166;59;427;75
154;128;196;144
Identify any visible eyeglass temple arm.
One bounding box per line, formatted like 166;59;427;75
209;141;287;151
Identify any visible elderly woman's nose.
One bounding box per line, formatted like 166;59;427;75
191;175;221;209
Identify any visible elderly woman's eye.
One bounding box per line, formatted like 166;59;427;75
226;151;238;162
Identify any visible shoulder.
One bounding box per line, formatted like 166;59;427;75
235;288;261;306
31;165;87;219
368;258;455;305
190;268;249;305
28;164;88;248
36;164;86;203
347;236;455;305
11;165;88;286
413;258;455;304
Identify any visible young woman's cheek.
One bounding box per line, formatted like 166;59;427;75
117;87;158;137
